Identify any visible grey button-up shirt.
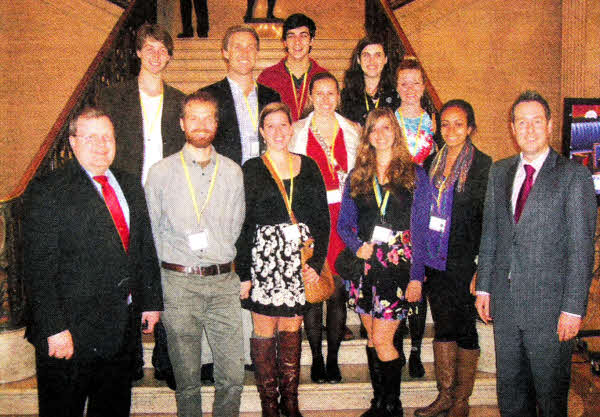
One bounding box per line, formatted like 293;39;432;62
145;144;245;266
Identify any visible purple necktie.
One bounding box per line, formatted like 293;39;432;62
514;164;535;223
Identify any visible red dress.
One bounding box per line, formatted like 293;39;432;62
306;128;348;275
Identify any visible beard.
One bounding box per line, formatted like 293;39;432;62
185;128;216;149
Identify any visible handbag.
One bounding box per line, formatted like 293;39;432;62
334;247;364;284
261;154;335;304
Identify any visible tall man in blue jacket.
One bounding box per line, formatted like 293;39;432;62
476;90;597;416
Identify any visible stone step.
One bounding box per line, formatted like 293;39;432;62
0;363;498;415
172;38;360;50
142;324;437;369
164;37;359;94
166;56;351;72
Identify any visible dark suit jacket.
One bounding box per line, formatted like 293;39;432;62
424;147;492;273
23;160;163;361
200;78;280;165
97;79;186;178
476;148;597;329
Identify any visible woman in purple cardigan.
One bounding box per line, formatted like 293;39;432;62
337;107;431;417
414;100;491;417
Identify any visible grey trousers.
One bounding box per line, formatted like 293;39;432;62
161;269;245;417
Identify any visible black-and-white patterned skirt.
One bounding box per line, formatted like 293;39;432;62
245;222;311;317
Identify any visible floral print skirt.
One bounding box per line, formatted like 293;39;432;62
347;230;412;321
245;222;311;317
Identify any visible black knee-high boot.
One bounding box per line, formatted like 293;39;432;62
408;300;427;378
381;357;405;417
361;346;385;417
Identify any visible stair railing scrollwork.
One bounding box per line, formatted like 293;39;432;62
0;0;156;331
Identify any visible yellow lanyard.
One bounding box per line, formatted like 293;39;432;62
265;152;294;209
430;151;448;210
365;92;380;113
140;92;164;138
242;83;259;131
179;151;220;224
373;176;390;217
397;109;423;156
288;69;308;120
311;118;340;178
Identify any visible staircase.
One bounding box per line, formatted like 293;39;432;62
163;38;360;94
0;320;498;415
0;22;500;416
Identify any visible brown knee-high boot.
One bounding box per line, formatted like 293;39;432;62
251;337;280;417
278;330;303;417
447;348;479;417
414;341;458;417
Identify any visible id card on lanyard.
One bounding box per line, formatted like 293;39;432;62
180;151;220;251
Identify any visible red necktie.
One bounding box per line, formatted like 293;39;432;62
93;175;129;253
514;164;535;223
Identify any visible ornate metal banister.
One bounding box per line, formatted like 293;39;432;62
0;0;156;330
366;0;443;112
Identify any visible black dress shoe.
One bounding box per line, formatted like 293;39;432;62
244;363;255;372
177;32;194;39
197;28;208;38
310;356;327;383
326;358;342;383
201;363;215;383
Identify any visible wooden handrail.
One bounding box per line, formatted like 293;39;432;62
0;0;138;203
377;0;443;110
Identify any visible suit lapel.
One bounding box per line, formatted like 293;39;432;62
505;157;519;222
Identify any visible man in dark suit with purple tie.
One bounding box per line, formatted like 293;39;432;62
476;91;597;416
23;107;163;417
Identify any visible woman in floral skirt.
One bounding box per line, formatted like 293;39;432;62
337;107;431;417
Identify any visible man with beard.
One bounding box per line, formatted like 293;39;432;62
145;91;248;417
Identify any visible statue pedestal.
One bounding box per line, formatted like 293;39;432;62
0;327;35;383
477;321;496;373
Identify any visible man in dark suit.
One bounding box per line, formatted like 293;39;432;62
97;23;185;388
97;23;186;185
201;25;280;166
476;90;597;416
23;107;163;417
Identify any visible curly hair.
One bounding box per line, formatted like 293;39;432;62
350;107;416;197
342;37;395;102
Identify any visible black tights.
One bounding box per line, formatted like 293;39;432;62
304;275;347;363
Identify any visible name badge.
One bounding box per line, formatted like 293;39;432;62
282;224;301;242
429;216;446;233
327;188;342;205
188;230;208;251
371;225;393;243
251;141;260;157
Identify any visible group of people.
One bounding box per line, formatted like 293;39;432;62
23;11;597;417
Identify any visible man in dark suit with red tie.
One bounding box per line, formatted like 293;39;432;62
23;107;163;417
476;91;597;416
